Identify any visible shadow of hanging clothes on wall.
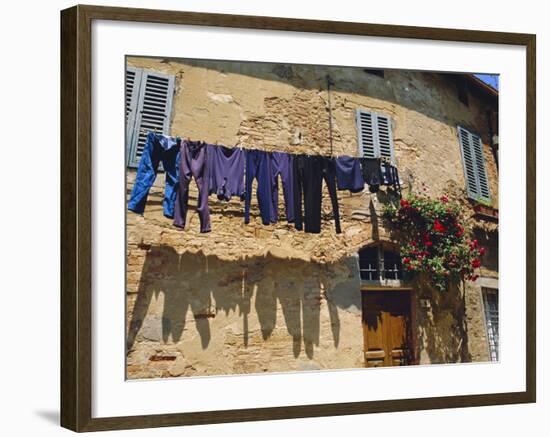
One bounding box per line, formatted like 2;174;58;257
127;245;181;350
126;245;213;351
176;252;215;349
127;247;351;360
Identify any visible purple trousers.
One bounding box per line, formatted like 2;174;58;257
271;152;295;223
173;140;211;233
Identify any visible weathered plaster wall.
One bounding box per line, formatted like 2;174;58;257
126;58;497;379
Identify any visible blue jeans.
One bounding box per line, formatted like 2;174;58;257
127;132;180;218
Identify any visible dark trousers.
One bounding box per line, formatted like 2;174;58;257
173;141;211;233
293;155;341;234
127;132;179;218
244;150;272;225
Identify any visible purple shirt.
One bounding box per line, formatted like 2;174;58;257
208;144;246;201
335;155;364;192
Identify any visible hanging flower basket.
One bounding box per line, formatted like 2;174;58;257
382;194;485;291
473;203;499;221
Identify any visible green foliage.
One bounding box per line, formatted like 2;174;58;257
383;194;485;291
474;197;493;207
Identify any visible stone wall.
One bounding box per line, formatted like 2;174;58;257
127;57;499;208
126;57;498;379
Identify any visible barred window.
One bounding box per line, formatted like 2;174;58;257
482;288;499;362
359;244;403;281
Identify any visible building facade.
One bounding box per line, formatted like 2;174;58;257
125;57;499;379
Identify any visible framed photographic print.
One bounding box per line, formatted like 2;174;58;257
60;4;536;432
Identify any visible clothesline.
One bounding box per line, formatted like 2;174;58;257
138;128;392;161
128;130;402;234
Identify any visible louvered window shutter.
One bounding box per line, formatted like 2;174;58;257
356;109;376;158
126;69;176;168
375;113;394;162
125;67;143;164
458;126;491;201
356;109;395;163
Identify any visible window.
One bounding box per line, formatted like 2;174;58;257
356;109;395;163
363;68;385;79
457;126;491;202
359;244;403;281
482;288;499;362
126;67;176;167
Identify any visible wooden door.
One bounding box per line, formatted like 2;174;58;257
362;291;413;367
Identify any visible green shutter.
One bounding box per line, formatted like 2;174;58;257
356;109;395;163
127;69;176;168
458;126;491;202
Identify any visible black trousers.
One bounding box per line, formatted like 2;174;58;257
293;155;341;234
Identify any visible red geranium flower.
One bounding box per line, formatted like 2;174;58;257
440;195;449;203
471;258;481;268
433;219;447;233
400;199;410;208
403;257;411;264
479;247;486;256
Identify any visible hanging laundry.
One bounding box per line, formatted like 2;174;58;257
320;157;342;234
270;151;295;223
361;158;383;193
244;149;273;225
292;154;308;231
173;140;211;233
127;132;180;218
208;144;245;201
335;155;364;193
381;161;402;197
293;155;341;234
